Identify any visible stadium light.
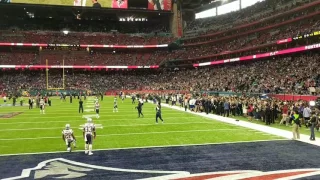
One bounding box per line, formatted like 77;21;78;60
62;30;69;35
310;101;316;107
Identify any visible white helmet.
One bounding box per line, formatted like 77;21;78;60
87;118;92;123
65;124;70;129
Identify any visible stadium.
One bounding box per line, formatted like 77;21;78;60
1;0;320;179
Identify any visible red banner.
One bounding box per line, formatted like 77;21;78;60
277;38;292;44
193;43;320;67
148;0;172;11
270;94;319;101
112;0;128;9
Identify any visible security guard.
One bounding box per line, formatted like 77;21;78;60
292;110;301;140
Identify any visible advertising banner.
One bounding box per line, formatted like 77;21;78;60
148;0;172;11
5;0;128;8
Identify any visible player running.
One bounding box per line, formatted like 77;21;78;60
62;124;76;152
95;102;100;118
113;97;118;112
40;98;45;114
83;118;96;155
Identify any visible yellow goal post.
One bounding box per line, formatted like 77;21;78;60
46;59;65;90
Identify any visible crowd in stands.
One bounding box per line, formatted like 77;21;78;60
184;4;320;44
1;53;319;95
165;20;320;61
0;32;174;45
185;0;317;35
0;16;318;66
0;49;167;66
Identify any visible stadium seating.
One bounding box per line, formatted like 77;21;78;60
1;53;319;95
0;32;174;45
184;0;318;36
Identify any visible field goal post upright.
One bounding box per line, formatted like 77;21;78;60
46;59;65;90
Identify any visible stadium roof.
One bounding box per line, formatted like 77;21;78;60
182;0;237;12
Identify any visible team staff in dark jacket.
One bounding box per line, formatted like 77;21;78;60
156;104;164;123
136;102;144;118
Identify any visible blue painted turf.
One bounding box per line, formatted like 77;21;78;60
1;140;320;179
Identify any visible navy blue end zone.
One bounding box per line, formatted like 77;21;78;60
1;140;320;179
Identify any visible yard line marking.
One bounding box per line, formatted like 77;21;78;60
13;111;181;114
1;114;184;119
0;122;224;131
0;139;287;157
0;129;250;141
0;117;193;125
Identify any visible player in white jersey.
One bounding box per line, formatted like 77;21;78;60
62;124;76;152
95;102;100;119
40;99;45;114
94;97;99;104
113;98;118;112
74;0;81;6
83;118;96;155
121;94;125;103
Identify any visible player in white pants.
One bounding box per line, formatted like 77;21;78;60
62;124;76;152
83;118;96;155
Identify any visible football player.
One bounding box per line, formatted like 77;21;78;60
95;102;100;119
62;124;76;152
113;97;118;112
121;93;125;103
94;96;99;104
40;98;45;114
83;118;96;155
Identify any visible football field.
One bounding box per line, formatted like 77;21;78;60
0;96;283;156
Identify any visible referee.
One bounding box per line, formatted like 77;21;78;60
156;104;164;124
79;99;84;113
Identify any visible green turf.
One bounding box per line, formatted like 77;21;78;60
234;115;320;138
11;0;113;8
0;97;282;155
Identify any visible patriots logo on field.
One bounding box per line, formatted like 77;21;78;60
4;158;320;180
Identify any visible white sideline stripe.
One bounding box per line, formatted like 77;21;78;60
0;139;286;157
0;117;194;125
0;129;253;141
0;122;225;131
158;102;320;147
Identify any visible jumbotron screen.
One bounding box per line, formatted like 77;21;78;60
2;0;128;9
147;0;172;11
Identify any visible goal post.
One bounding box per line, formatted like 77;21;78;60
46;59;65;90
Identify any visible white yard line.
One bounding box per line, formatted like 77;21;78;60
0;128;263;141
0;117;195;125
0;122;224;131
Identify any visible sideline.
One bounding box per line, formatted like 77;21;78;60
159;102;320;147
